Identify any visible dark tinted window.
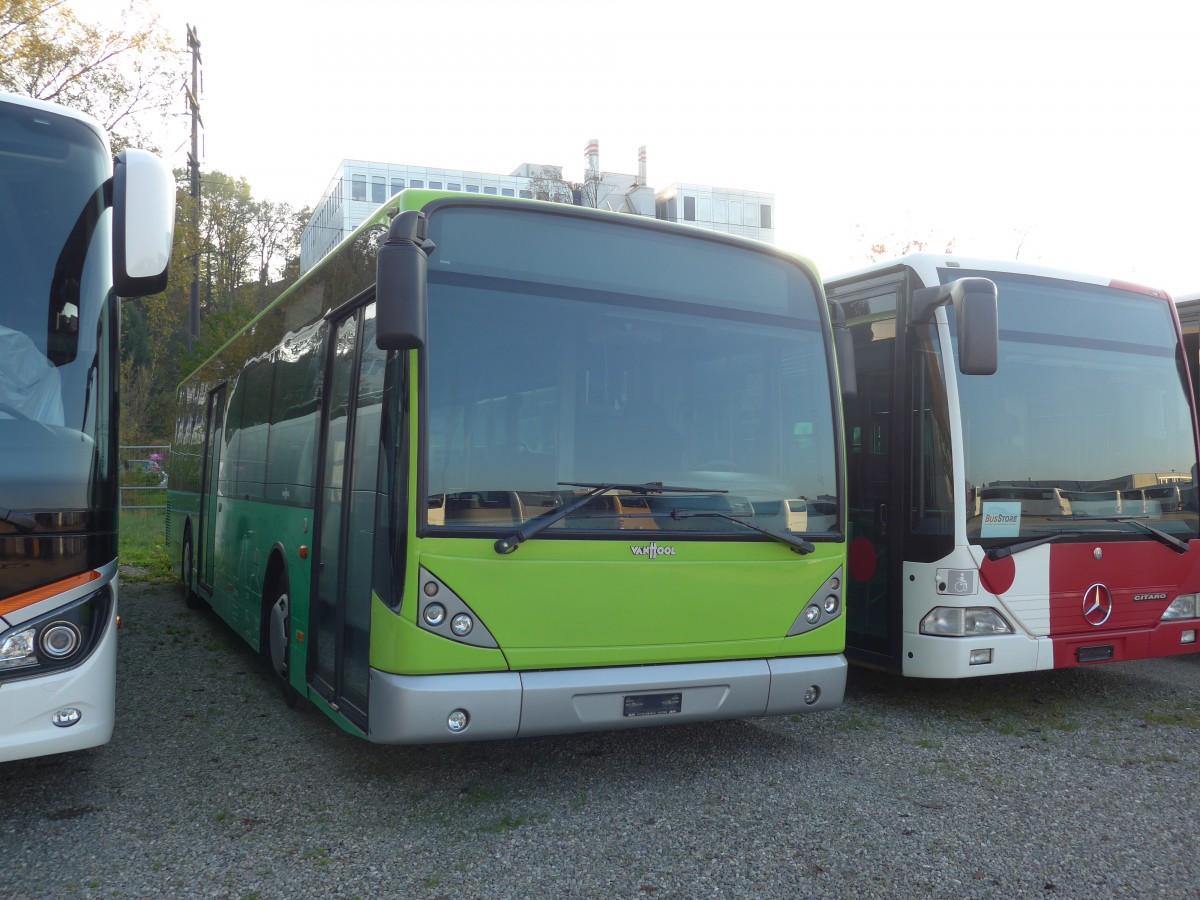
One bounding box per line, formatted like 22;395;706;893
945;271;1199;542
423;206;835;536
266;319;325;506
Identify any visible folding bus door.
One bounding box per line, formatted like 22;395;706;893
311;302;387;729
197;383;227;594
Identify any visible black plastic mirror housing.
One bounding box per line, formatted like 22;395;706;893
911;276;998;376
376;210;433;351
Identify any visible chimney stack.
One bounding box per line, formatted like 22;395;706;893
585;139;600;180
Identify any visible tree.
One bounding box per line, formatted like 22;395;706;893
523;164;617;210
121;172;304;443
857;224;956;263
251;199;297;291
524;165;575;204
200;172;258;310
0;0;179;151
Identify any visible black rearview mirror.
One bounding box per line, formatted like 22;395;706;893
911;276;998;376
375;210;434;351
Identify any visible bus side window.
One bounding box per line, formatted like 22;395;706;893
266;319;325;507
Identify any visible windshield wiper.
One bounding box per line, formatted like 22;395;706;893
494;481;725;555
985;517;1192;560
670;508;816;555
985;531;1086;560
0;505;37;531
1067;515;1192;555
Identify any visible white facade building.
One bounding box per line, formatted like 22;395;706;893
300;142;774;273
654;183;775;243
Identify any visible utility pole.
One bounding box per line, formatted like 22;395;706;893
185;25;203;344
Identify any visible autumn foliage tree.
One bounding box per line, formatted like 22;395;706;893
4;1;305;443
120;171;304;443
0;0;178;151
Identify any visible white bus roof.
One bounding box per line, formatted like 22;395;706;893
825;253;1165;297
0;90;109;149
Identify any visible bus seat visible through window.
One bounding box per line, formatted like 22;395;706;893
0;324;65;425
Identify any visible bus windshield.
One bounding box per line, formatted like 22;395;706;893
947;270;1200;545
0;101;113;513
424;206;840;537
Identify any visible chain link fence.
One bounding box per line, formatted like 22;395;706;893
120;444;169;510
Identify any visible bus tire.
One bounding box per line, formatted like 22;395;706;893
180;528;205;610
266;580;302;709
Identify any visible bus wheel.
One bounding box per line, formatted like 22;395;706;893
180;531;205;610
267;584;302;709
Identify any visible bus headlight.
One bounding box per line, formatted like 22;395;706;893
41;622;82;659
921;606;1014;636
1161;593;1199;620
787;567;844;637
415;569;499;649
0;627;38;669
52;707;83;727
0;584;110;681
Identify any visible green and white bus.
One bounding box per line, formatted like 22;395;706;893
167;191;848;743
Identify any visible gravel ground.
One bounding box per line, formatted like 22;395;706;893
4;576;1199;899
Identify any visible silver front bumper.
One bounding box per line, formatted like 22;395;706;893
368;654;847;744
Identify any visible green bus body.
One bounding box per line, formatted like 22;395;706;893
167;191;848;743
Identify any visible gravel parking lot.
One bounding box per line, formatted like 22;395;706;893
4;576;1199;899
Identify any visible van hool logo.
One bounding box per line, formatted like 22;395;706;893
631;542;676;560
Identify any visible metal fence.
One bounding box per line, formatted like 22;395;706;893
120;444;170;511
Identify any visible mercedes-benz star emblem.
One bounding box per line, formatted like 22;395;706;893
1082;583;1113;626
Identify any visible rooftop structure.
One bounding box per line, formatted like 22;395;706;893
300;142;774;273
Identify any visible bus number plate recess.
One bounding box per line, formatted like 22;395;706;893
623;692;682;717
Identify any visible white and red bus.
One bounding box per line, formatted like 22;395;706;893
0;92;175;761
825;254;1200;677
1176;293;1200;403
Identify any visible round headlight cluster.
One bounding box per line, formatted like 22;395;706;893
804;605;821;625
423;603;446;627
41;622;82;659
451;614;474;636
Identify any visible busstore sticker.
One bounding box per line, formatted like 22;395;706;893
981;501;1021;538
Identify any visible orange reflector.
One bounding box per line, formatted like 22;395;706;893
116;615;123;629
0;571;102;618
299;545;308;559
296;630;305;642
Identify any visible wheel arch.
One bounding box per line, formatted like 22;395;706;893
259;542;292;652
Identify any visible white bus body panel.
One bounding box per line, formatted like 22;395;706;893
0;598;118;763
901;547;1057;678
831;253;1117;292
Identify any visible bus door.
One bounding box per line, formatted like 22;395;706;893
197;383;227;593
837;277;908;670
311;302;387;729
